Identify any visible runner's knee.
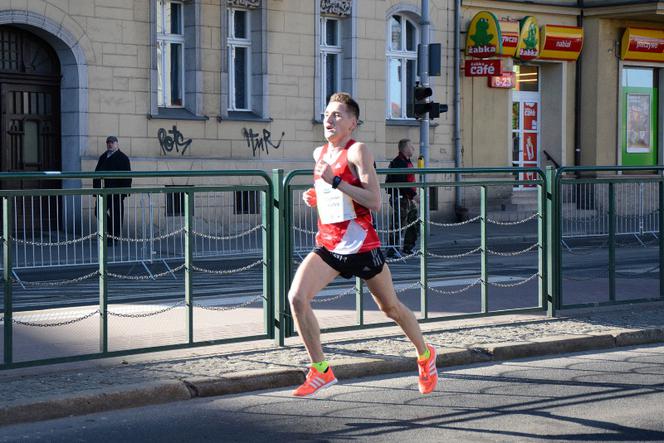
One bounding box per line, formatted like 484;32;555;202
381;302;402;321
288;288;310;312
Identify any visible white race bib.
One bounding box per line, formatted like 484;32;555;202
314;178;356;224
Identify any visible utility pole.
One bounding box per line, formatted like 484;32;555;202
419;0;430;170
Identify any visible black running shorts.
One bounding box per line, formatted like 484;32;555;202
313;246;385;280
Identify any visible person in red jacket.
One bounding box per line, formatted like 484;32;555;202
385;139;418;257
290;93;438;398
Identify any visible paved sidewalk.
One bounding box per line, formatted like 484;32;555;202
1;302;663;427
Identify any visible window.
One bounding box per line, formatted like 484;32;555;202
320;17;342;113
157;0;184;107
315;3;354;121
228;8;251;111
386;14;418;119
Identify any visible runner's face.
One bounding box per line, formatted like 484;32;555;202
323;101;357;143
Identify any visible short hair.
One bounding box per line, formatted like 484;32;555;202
328;92;360;120
398;138;411;152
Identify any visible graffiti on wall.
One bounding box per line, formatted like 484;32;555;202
242;128;285;157
158;125;192;156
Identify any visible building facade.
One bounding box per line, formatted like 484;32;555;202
0;0;663;220
461;0;664;171
0;0;456;210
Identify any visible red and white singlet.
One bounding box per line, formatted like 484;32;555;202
313;139;381;254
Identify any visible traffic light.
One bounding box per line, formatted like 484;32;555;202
412;82;448;120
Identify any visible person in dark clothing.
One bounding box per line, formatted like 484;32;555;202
385;138;418;257
93;136;132;245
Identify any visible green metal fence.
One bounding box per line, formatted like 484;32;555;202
1;170;274;368
551;166;664;311
3;165;663;369
276;167;548;346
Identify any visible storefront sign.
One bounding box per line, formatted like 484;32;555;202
465;59;502;77
500;20;519;57
539;25;583;61
621;27;664;62
488;71;515;88
515;16;540;61
465;11;502;58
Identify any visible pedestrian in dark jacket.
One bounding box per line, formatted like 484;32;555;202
93;136;132;245
385;138;418;257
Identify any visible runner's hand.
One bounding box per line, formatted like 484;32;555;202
315;159;334;184
303;187;317;207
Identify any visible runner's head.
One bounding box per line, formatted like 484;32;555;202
324;92;359;143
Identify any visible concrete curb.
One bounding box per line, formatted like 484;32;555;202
1;328;662;427
0;381;191;427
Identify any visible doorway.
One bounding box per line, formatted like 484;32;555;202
0;25;61;232
512;65;540;189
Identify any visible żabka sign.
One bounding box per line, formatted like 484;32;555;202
465;59;502;77
515;16;540;61
465;11;502;58
621;27;664;62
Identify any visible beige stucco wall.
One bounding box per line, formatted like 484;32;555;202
2;0;455;196
461;1;579;169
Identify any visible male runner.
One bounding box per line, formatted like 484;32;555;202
289;92;438;397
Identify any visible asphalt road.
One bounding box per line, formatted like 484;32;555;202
2;345;663;442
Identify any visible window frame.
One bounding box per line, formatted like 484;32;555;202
386;13;419;120
156;0;185;109
319;17;343;116
227;8;252;112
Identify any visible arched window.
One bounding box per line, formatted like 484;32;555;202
386;13;419;119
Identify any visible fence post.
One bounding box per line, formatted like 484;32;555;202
608;182;615;302
480;185;488;313
538;170;546;313
184;190;194;343
420;181;429;319
660;181;664;300
545;167;556;316
97;194;108;353
260;189;272;337
272;169;286;346
3;197;13;365
355;278;364;325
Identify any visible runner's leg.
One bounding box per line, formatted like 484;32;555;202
365;264;426;355
288;251;339;363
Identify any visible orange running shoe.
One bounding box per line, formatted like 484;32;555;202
417;344;438;394
292;366;338;397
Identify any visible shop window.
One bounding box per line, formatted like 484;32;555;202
621;67;658;166
386;13;419;119
513;65;539;92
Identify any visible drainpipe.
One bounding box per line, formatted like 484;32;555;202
453;0;464;217
574;0;584;167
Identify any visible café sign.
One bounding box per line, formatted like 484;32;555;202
465;11;502;58
465;59;502;77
